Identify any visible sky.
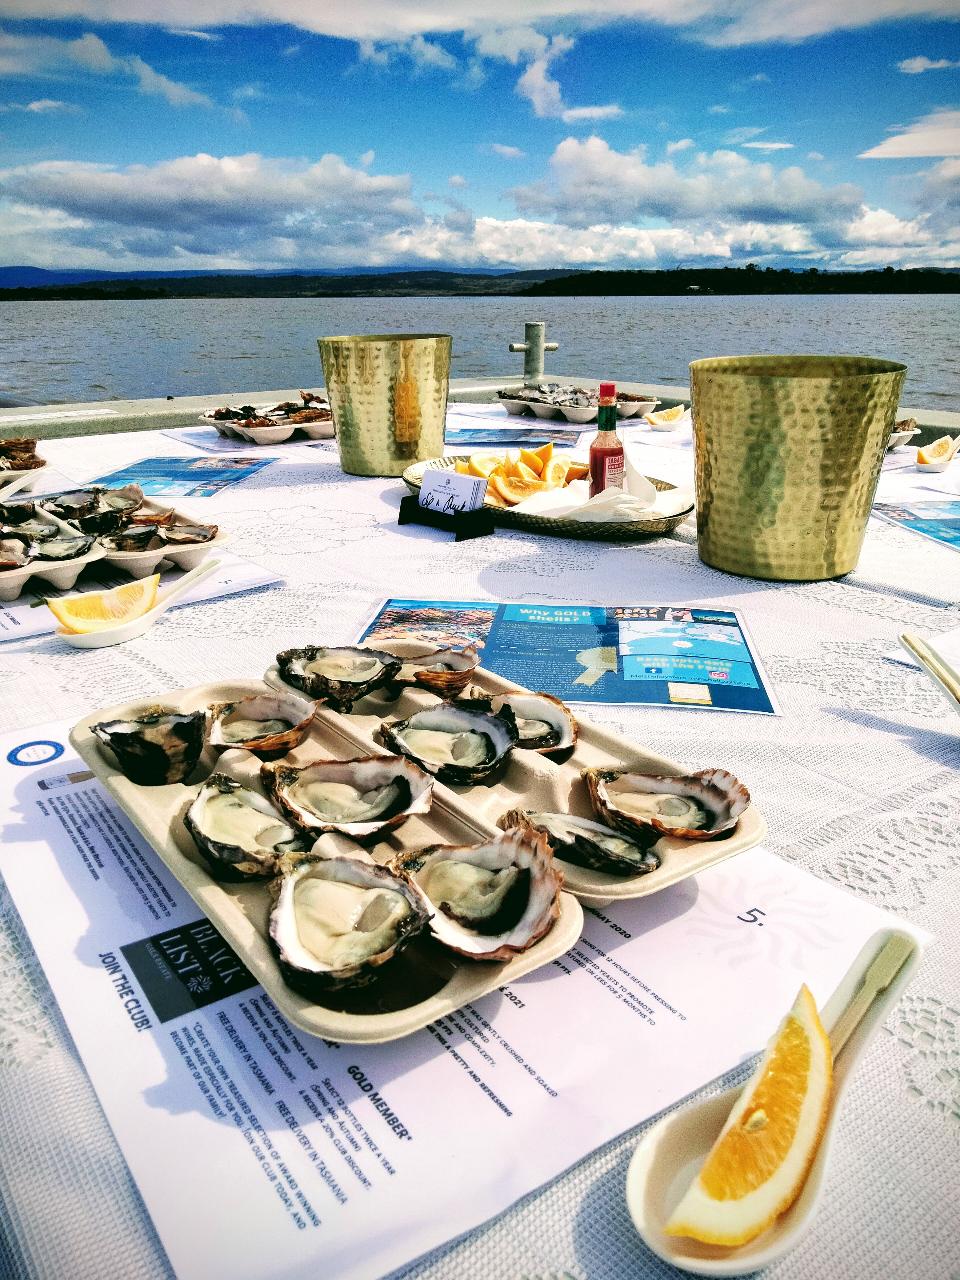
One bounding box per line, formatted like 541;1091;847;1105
0;2;959;274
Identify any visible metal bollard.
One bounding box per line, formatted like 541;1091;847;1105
509;321;559;386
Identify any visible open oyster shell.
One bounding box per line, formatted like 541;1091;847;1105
185;773;309;881
462;689;577;756
379;701;518;785
499;808;660;877
263;755;434;843
269;856;431;994
0;535;33;569
380;643;481;697
584;767;749;841
208;691;317;760
92;706;206;785
33;533;97;560
393;829;561;961
276;645;401;710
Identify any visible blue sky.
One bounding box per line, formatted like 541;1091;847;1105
0;2;959;273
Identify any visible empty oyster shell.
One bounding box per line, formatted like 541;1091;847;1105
379;701;518;784
276;645;402;710
92;706;207;785
269;856;430;994
208;691;316;759
185;774;309;880
584;767;749;841
499;808;660;877
381;644;481;697
393;829;561;961
263;755;434;843
463;689;577;756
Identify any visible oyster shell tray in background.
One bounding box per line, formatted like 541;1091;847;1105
403;457;694;541
69;678;584;1045
262;661;767;908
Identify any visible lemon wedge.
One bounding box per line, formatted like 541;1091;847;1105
645;404;687;427
916;435;959;466
46;574;161;634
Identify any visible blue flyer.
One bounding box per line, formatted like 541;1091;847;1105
92;455;275;497
359;599;777;714
873;500;960;551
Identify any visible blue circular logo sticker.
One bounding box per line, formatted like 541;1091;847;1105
7;740;65;767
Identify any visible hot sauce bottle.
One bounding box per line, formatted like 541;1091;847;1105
589;381;625;498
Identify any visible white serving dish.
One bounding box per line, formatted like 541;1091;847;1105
0;462;49;492
96;498;229;579
499;398;531;415
529;401;562;419
0;505;106;602
560;405;598;424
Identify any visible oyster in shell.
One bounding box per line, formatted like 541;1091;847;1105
34;533;97;560
276;645;401;710
380;701;517;785
393;829;561;961
464;689;576;756
383;644;481;697
0;535;33;569
269;856;430;994
92;706;206;785
100;525;163;552
499;808;660;877
584;767;749;841
208;691;316;759
162;522;219;545
264;755;433;842
185;774;309;880
42;490;98;521
75;484;145;534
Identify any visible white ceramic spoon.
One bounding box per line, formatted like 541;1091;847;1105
57;558;222;649
0;472;34;502
625;928;921;1276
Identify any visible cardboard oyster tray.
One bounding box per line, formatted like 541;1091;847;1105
70;667;765;1044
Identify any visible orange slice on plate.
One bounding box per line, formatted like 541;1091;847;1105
665;983;832;1247
916;436;959;465
542;458;570;488
519;448;545;476
645;404;687;427
533;442;554;468
490;474;547;506
564;461;590;481
45;574;161;635
467;452;502;478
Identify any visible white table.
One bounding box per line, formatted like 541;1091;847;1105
1;427;958;1280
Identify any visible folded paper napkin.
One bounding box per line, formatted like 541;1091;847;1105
512;455;693;523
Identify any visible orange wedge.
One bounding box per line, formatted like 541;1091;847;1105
490;473;547;506
46;574;161;635
665;984;832;1247
533;442;554;468
645;404;686;427
467;452;502;478
519;447;545;476
542;458;570;488
564;462;590;481
454;460;471;474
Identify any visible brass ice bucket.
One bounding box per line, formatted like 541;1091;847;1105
318;333;452;477
690;354;906;581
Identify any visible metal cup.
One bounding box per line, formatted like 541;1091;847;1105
690;354;906;581
318;333;452;477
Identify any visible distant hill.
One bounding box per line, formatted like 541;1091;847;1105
0;264;957;300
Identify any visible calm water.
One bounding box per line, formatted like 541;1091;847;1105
2;294;958;410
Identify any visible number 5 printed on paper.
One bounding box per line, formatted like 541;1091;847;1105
737;907;767;926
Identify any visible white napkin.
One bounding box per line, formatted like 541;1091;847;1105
511;471;693;523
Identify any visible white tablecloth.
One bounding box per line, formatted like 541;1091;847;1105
1;429;958;1280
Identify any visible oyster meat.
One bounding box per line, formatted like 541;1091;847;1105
269;856;430;994
92;706;206;785
185;774;308;880
100;525;163;552
384;644;481;697
499;808;660;877
276;645;401;710
162;522;219;546
380;701;517;784
466;691;576;756
0;535;33;570
264;755;433;842
208;691;317;759
33;533;97;561
584;767;749;841
394;829;561;961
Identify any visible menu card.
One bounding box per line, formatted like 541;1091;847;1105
0;720;917;1280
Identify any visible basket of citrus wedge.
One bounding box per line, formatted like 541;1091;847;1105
402;449;693;541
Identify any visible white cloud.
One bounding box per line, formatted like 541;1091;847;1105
3;2;956;46
845;205;929;245
724;126;767;143
742;141;793;150
666;138;695;154
0;29;212;108
860;109;960;158
167;29;222;41
807;150;825;160
0;98;78;114
708;104;730;114
897;55;960;73
408;35;457;70
448;174;468;187
490;143;525;158
514;34;622;123
359;149;375;166
472;26;549;65
232;83;266;102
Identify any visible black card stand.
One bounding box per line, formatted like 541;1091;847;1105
398;493;495;542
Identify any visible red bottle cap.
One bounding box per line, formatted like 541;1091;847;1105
599;381;616;397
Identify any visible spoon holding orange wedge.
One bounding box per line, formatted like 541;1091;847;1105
46;559;221;648
626;928;920;1275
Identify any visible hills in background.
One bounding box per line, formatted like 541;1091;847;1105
0;265;958;300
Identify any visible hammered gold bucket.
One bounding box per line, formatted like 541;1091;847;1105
690;354;906;581
318;333;452;477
